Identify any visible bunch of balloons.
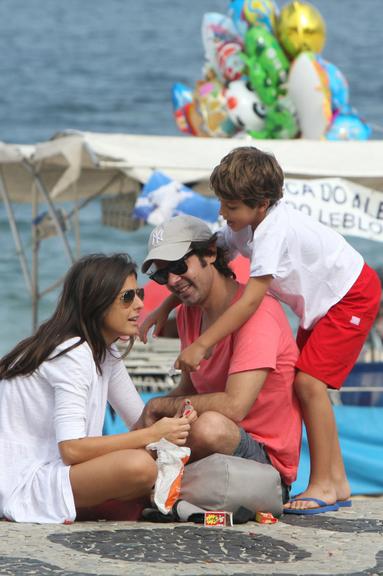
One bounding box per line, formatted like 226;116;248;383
172;0;371;141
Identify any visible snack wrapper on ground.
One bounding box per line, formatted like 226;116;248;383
146;438;191;514
255;511;278;524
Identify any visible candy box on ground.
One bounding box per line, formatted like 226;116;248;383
204;511;233;527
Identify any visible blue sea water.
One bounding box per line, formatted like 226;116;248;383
0;0;383;354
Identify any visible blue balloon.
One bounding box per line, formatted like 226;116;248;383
326;112;371;141
171;82;193;112
316;56;349;113
228;0;248;37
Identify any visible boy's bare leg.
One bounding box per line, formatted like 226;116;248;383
330;421;351;502
285;372;350;510
70;449;157;508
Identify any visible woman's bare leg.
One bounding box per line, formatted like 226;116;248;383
69;449;157;508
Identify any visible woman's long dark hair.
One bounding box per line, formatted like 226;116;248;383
0;253;137;379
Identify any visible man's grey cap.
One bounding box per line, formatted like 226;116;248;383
142;215;212;273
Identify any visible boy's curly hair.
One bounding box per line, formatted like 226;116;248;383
210;146;284;208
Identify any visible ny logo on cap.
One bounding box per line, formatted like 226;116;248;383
151;227;164;246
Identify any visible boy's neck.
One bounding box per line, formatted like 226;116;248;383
251;199;275;231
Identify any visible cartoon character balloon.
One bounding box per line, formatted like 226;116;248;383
249;96;299;139
316;55;349;113
228;0;249;37
191;80;238;137
243;27;290;105
172;83;194;134
202;13;243;81
326;112;371;141
171;2;369;142
225;80;298;139
243;0;279;34
277;1;326;59
287;51;332;138
225;79;267;131
217;41;245;82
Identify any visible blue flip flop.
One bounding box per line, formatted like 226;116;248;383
284;497;339;515
337;499;352;508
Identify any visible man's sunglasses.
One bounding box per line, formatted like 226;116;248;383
120;287;145;305
149;252;193;285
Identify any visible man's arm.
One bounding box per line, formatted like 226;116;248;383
142;368;269;427
139;372;196;427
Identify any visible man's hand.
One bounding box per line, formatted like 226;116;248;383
174;341;207;372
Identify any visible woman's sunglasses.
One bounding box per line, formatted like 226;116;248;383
149;252;193;285
120;287;145;305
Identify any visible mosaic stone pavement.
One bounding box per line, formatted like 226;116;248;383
0;498;382;575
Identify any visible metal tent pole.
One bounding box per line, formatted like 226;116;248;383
0;170;32;294
31;182;39;332
23;161;75;266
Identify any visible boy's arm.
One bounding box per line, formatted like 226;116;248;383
175;275;272;371
139;293;180;343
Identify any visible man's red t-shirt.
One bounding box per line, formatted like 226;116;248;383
177;286;302;485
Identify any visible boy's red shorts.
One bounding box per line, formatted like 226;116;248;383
296;263;382;389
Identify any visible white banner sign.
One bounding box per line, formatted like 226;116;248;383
284;178;383;243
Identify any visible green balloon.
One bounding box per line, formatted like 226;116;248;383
243;27;290;105
248;97;299;139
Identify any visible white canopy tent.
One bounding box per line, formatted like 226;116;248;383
3;131;383;201
0;133;141;329
78;131;383;193
1;130;383;329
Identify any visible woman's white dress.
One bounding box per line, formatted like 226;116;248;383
0;338;144;523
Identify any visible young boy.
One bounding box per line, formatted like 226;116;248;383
140;146;381;514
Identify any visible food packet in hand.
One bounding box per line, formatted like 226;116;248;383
182;399;194;417
147;438;190;514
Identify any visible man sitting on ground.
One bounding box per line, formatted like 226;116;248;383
140;215;302;501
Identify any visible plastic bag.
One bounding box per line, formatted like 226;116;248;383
146;438;190;514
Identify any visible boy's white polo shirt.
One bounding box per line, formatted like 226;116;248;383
219;199;364;330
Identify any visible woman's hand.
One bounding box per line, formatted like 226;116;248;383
150;416;191;446
184;407;198;424
178;399;198;424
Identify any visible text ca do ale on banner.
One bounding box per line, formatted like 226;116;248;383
284;179;383;242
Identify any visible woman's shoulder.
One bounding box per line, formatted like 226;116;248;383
33;339;99;396
104;343;124;368
52;337;89;356
47;338;94;368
